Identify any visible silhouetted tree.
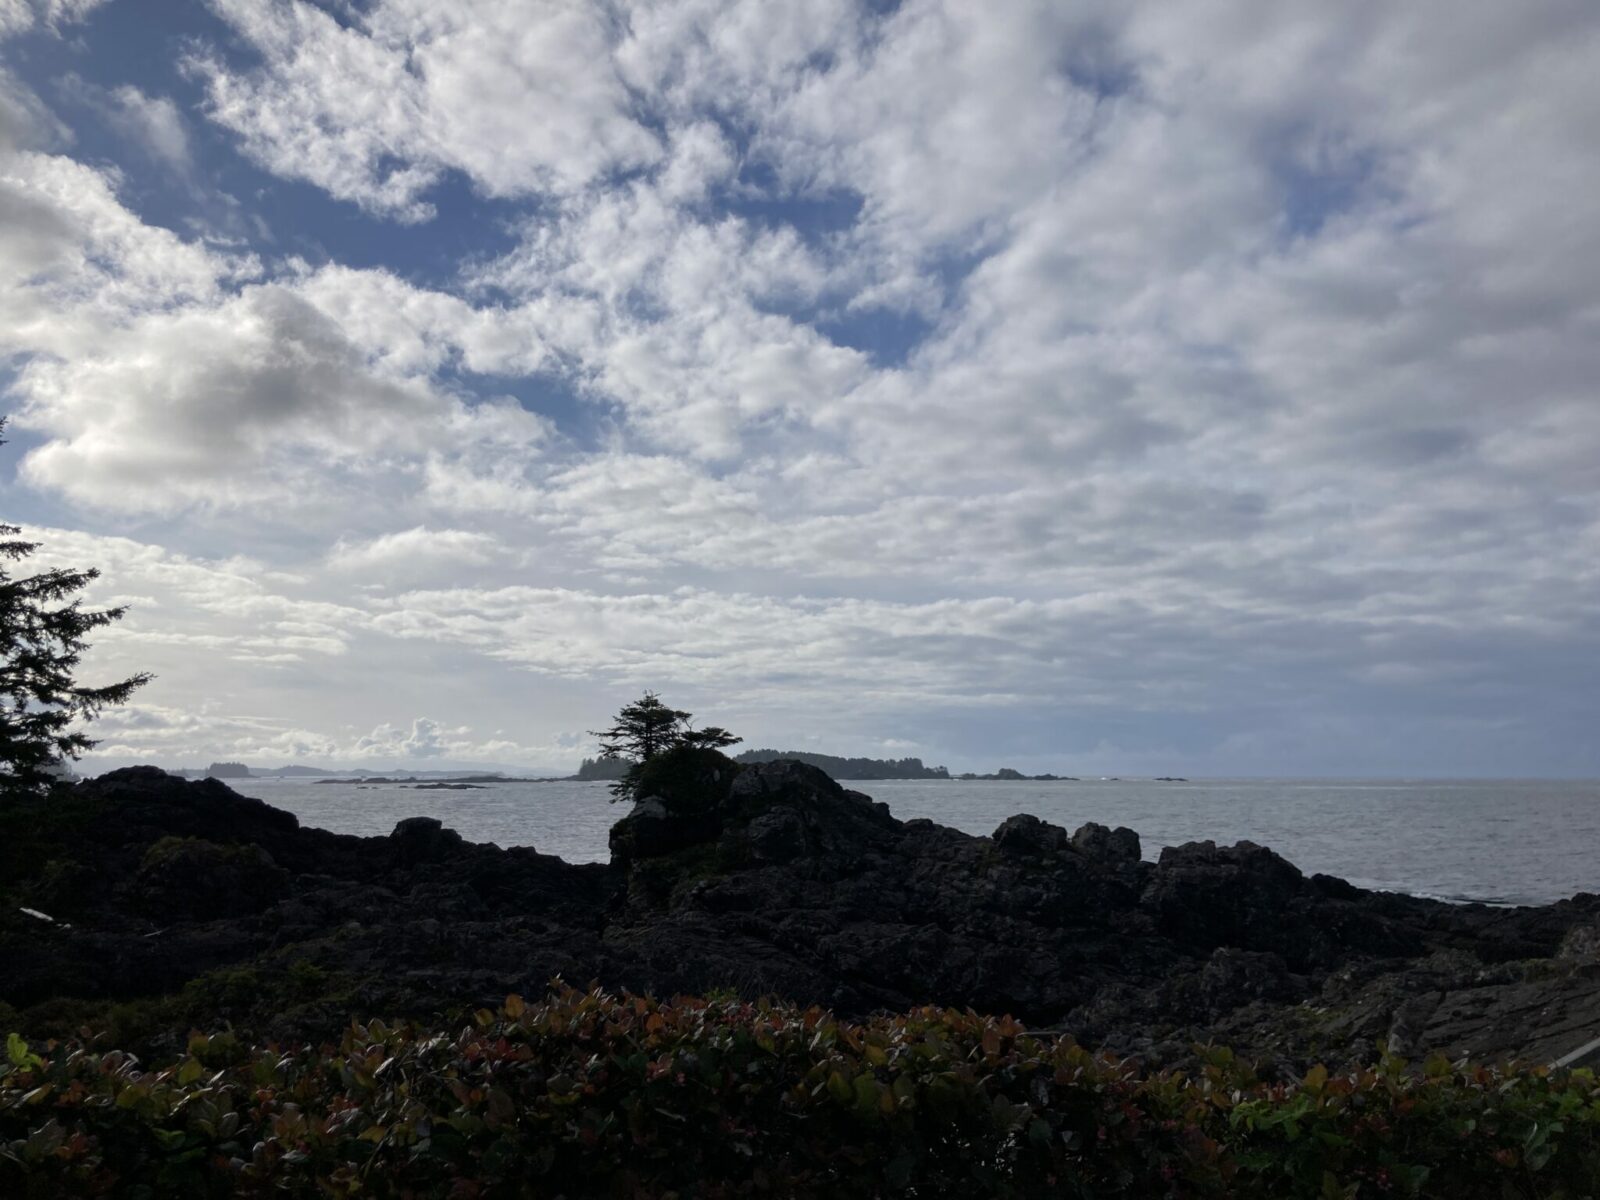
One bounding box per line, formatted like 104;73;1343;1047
0;419;150;795
588;692;741;800
681;725;740;752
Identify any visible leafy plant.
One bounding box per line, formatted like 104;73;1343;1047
4;987;1597;1197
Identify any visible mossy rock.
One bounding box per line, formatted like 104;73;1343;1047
124;836;290;922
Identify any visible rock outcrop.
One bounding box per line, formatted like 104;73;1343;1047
3;759;1597;1071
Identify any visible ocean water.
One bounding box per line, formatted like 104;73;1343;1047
234;776;1600;907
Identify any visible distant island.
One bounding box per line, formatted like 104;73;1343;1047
313;773;560;785
734;749;949;780
575;755;634;781
581;751;952;782
167;763;372;780
160;757;1180;786
955;768;1079;781
166;761;254;780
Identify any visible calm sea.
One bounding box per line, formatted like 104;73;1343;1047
234;777;1600;907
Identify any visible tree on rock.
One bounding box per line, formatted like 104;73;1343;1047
588;692;741;800
0;419;151;795
682;725;740;751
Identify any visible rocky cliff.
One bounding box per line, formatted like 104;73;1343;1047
2;757;1596;1072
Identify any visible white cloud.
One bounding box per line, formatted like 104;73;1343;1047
0;67;68;151
353;716;459;759
329;526;506;579
190;0;663;220
16;284;449;510
60;78;195;173
0;155;553;516
0;0;106;40
0;149;246;339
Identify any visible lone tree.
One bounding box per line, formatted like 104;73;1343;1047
588;691;741;800
0;419;151;795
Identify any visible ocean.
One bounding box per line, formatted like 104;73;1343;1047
234;776;1600;908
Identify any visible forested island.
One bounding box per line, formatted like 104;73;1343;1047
581;747;951;781
573;754;634;781
734;748;950;779
955;767;1079;780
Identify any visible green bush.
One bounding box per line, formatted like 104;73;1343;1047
3;985;1597;1197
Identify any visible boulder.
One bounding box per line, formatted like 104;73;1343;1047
992;814;1069;856
746;806;809;863
1071;821;1141;863
389;816;466;865
608;796;719;864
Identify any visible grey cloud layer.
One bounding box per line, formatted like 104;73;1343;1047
1;0;1596;771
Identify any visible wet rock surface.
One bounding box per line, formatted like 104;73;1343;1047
3;760;1597;1069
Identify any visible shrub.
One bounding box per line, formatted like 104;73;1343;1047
3;985;1597;1197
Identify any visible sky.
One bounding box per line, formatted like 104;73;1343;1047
0;0;1596;777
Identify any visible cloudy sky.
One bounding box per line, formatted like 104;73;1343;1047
0;0;1596;776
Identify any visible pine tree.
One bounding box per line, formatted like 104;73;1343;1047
681;725;740;751
588;692;741;800
0;419;151;795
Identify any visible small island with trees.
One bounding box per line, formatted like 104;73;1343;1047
735;748;950;779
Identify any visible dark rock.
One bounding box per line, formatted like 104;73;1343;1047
124;837;290;921
1311;872;1362;900
1071;821;1141;863
746;806;808;863
1197;949;1300;1014
992;814;1069;855
609;797;720;864
389;816;465;865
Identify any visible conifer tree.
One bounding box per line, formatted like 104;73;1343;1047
0;419;150;794
588;692;741;800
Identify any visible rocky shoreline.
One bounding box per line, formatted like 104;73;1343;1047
3;758;1597;1074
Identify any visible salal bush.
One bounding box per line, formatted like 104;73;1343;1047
3;987;1598;1197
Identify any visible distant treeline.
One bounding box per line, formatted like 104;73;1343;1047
574;755;635;781
734;749;949;780
167;761;253;780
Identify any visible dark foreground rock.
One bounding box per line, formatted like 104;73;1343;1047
2;759;1596;1072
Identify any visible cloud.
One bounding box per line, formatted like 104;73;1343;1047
0;148;244;337
59;77;195;173
16;284;450;510
0;0;106;41
0;157;551;516
190;0;663;220
328;526;506;580
353;716;458;759
0;68;68;151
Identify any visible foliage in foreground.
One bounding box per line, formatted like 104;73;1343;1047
4;986;1598;1198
